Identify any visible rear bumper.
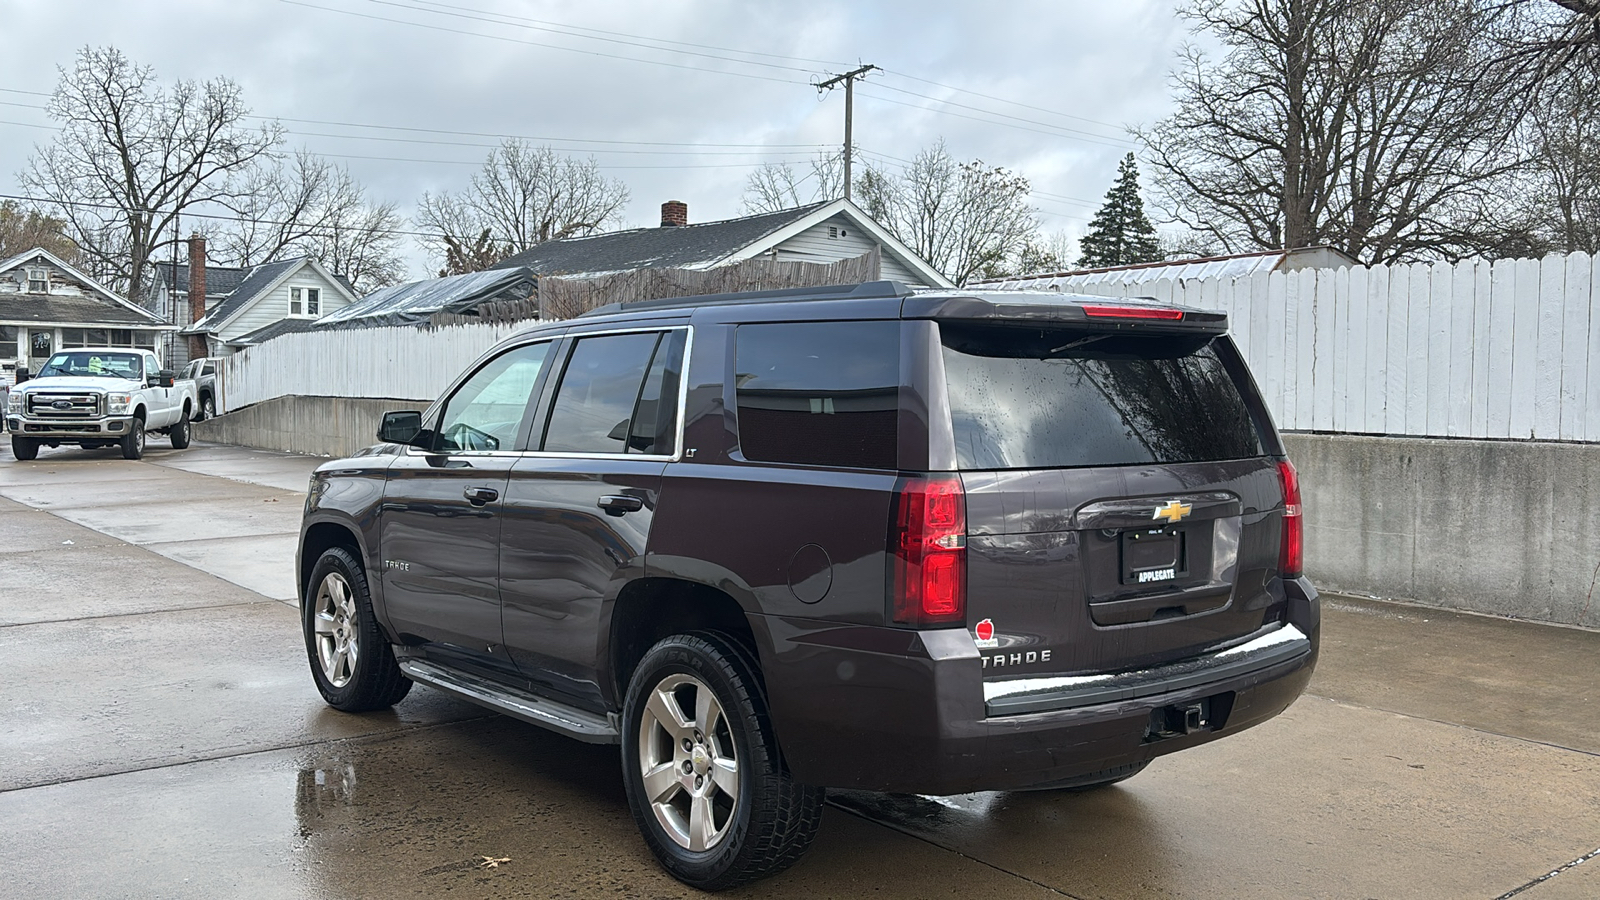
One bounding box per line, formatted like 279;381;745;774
756;576;1319;794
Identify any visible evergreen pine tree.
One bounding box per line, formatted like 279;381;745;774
1077;153;1162;268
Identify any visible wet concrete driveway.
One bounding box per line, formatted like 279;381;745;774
1;441;1596;898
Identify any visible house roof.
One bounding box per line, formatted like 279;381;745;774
188;256;360;335
151;261;250;298
228;317;320;346
493;203;829;276
316;266;535;329
0;247;169;327
973;246;1360;291
489;199;954;288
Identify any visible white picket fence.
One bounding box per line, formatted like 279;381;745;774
1060;252;1600;442
219;322;524;410
222;252;1600;443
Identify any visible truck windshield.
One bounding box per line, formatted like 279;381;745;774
940;323;1265;470
36;352;143;380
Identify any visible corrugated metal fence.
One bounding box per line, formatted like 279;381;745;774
220;322;521;409
1056;252;1600;442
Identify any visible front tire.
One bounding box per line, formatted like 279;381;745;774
11;436;38;461
302;546;412;711
621;632;824;891
120;415;145;460
169;413;191;449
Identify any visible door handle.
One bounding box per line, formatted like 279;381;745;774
597;494;644;516
463;486;499;506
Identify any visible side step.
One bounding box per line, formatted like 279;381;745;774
399;659;620;744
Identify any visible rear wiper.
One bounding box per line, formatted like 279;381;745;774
1048;334;1110;354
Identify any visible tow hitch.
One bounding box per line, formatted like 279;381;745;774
1146;693;1235;740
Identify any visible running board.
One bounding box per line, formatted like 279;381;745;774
399;659;619;744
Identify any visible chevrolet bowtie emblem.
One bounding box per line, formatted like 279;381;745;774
1152;500;1192;524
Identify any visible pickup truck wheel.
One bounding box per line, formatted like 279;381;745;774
621;632;824;891
303;546;412;711
200;395;215;421
120;415;145;460
169;414;191;449
11;436;38;461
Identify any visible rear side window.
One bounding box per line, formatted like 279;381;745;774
542;330;684;455
940;324;1264;470
734;321;900;470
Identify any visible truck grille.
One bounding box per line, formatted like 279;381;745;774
26;392;101;419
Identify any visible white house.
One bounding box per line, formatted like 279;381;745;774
181;255;361;357
0;247;174;385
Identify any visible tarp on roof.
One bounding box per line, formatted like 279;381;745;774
316;267;535;328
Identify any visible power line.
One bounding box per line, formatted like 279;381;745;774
278;0;808;86
881;70;1127;131
868;82;1136;146
400;0;854;68
855;89;1137;150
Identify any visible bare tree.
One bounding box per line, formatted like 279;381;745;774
1138;0;1529;263
415;140;629;272
741;152;845;213
0;201;80;262
855;140;1038;285
20;46;280;302
214;149;407;293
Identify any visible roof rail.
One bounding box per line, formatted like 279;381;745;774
576;280;916;318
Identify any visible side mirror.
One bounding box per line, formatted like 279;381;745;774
157;369;175;388
15;367;28;384
378;410;424;445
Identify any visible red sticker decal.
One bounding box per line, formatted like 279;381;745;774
975;618;994;641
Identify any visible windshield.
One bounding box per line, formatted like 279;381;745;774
36;351;144;381
940;324;1265;470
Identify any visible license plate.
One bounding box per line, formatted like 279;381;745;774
1122;528;1185;585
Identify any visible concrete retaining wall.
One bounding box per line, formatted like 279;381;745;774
1285;433;1600;628
193;395;429;459
195;396;1599;627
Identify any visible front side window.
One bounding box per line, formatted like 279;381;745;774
542;331;682;455
734;321;901;470
434;342;551;452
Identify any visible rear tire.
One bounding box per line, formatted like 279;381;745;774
621;632;824;891
302;546;412;711
169;413;191;449
120;415;145;460
198;394;215;421
11;436;38;461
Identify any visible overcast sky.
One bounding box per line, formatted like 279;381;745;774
0;0;1194;280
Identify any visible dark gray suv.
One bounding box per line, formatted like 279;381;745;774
297;281;1318;889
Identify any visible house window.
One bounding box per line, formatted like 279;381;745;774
60;329;154;349
0;325;16;360
26;267;47;293
290;287;321;317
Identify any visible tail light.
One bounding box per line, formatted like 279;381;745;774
1276;459;1303;578
891;475;967;627
1081;305;1184;321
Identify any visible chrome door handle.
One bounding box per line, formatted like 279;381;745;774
597;494;644;516
463;486;499;506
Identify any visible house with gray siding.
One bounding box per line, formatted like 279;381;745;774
181;256;360;357
0;248;174;386
492;199;953;288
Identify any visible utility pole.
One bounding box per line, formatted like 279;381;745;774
816;64;877;201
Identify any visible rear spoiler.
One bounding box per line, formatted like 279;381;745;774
901;293;1228;334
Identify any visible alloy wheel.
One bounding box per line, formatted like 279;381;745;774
313;572;360;688
637;673;740;852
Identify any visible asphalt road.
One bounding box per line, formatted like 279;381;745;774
1;440;1596;899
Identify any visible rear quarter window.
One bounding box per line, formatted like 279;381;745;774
940;324;1264;470
734;321;900;470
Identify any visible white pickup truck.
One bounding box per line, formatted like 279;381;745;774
5;347;197;461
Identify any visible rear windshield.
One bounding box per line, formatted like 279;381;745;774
940;324;1264;470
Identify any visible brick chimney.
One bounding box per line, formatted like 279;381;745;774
660;200;688;227
187;234;208;362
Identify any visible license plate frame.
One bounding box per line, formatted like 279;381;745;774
1120;527;1187;586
